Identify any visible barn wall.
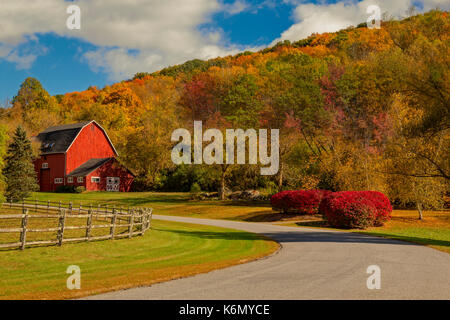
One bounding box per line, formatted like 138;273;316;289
34;154;66;192
65;122;116;174
64;176;87;189
86;159;134;192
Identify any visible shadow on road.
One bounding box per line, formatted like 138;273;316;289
156;228;434;246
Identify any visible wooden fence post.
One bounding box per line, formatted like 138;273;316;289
59;201;62;210
20;209;29;250
143;209;148;231
69;202;73;214
86;209;93;240
147;209;153;230
128;210;134;238
139;209;144;235
110;209;117;239
57;209;66;246
47;200;50;213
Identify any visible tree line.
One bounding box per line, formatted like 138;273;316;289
0;10;447;214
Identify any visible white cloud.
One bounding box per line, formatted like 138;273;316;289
223;1;249;15
273;0;450;44
0;39;48;70
0;0;241;80
1;0;448;80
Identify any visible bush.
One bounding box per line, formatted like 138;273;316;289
55;185;86;194
74;186;86;194
319;191;392;229
55;185;74;193
359;191;392;225
270;190;331;214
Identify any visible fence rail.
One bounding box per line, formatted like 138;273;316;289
0;200;152;250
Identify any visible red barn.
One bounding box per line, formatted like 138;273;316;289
33;121;134;192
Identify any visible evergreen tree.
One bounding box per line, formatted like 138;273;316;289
2;126;38;201
0;125;8;203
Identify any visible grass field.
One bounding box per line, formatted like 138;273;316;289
28;192;450;254
0;218;278;299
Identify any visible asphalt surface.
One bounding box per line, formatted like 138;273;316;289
85;214;450;300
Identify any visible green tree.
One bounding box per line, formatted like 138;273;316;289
3;126;38;201
12;77;52;112
11;77;60;134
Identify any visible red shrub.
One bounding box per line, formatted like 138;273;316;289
319;191;378;229
359;191;392;225
319;191;392;229
270;190;331;214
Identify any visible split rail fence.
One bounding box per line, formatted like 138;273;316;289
0;199;152;250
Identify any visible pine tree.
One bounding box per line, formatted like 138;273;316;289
2;126;38;202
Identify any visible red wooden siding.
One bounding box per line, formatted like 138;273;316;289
65;122;116;175
34;154;66;192
86;159;134;192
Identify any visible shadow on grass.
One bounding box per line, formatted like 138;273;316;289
357;231;450;250
100;194;191;207
220;200;271;207
294;221;328;228
154;228;263;241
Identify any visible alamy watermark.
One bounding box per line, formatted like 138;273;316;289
171;121;280;176
367;5;381;29
66;265;81;290
366;265;381;290
67;5;81;30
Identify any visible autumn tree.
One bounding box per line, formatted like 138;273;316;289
10;78;60;134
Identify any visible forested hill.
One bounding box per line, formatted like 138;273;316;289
1;10;448;206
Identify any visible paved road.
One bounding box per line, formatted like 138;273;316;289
86;215;450;300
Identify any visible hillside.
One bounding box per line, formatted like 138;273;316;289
0;10;448;209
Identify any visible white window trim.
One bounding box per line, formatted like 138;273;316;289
54;178;63;184
77;177;84;183
67;177;73;183
91;177;100;183
107;177;120;184
42;163;49;169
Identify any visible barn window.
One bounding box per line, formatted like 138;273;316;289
91;177;100;183
77;177;84;183
42;163;49;169
107;177;120;184
54;178;63;184
67;177;73;183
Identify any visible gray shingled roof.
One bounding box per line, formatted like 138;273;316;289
41;121;91;133
36;122;91;154
67;158;113;177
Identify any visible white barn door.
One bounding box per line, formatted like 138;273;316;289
106;177;120;192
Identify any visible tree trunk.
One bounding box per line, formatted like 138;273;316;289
417;202;423;220
277;162;284;191
219;165;228;200
220;175;226;200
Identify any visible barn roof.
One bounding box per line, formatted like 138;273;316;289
67;158;114;177
36;120;118;155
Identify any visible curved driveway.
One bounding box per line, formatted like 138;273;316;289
87;215;450;300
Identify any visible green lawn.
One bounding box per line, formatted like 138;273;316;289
29;191;275;221
0;219;278;299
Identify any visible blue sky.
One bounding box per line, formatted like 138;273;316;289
0;0;446;104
